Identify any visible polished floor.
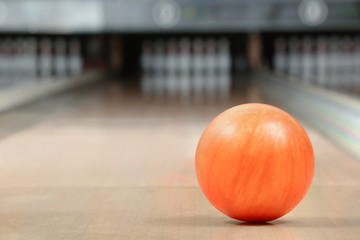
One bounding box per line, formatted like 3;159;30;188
0;77;359;239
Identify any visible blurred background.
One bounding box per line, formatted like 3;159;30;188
0;0;360;238
0;0;358;157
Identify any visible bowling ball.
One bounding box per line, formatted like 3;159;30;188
195;103;314;222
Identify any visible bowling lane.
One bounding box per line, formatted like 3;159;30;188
0;76;359;239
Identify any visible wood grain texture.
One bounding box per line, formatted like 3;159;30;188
0;80;359;239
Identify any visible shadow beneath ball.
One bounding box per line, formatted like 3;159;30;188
226;219;289;226
151;215;292;227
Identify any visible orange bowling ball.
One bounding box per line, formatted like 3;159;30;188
195;103;314;222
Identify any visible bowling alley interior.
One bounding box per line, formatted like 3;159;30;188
0;0;360;239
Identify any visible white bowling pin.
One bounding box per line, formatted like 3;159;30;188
192;38;205;103
4;38;14;84
141;40;152;74
178;38;191;75
178;38;191;102
54;38;67;77
302;36;315;84
337;37;348;89
274;37;287;73
218;38;231;74
14;38;26;82
165;38;178;99
316;36;328;86
328;36;340;88
289;37;301;79
0;39;6;86
192;38;205;75
355;37;360;90
343;36;354;89
166;38;178;75
68;38;82;76
153;39;167;100
39;38;53;79
25;38;38;80
204;38;217;75
153;39;166;75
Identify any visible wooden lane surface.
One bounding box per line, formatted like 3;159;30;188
0;81;359;239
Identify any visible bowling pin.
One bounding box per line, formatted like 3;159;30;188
192;38;205;103
302;36;315;84
166;38;179;99
289;37;301;79
141;40;152;74
338;37;350;90
68;38;82;76
39;38;53;79
25;38;38;80
192;38;205;75
0;39;7;86
349;37;357;90
4;38;14;84
316;36;328;86
178;38;191;103
328;36;340;88
218;38;231;74
204;38;217;75
140;40;153;98
15;38;31;82
5;38;15;86
355;37;360;90
166;38;178;75
153;39;166;100
273;37;287;73
14;38;25;82
178;38;191;75
153;39;166;75
54;38;67;77
343;36;354;90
